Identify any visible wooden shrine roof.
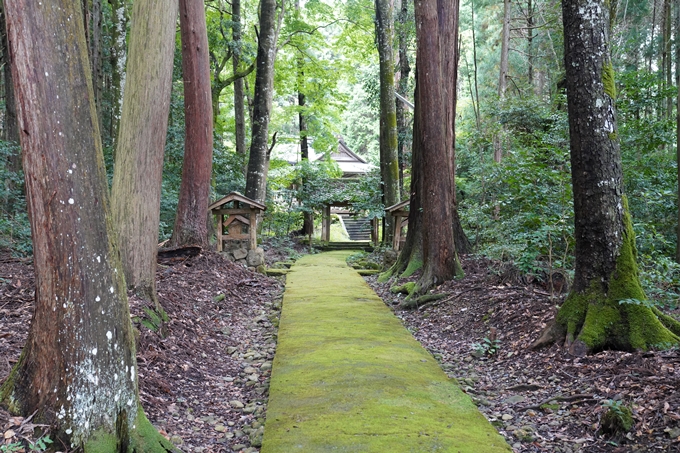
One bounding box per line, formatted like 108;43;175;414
385;200;410;213
208;192;266;212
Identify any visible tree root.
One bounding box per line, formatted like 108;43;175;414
399;293;446;310
519;393;596;412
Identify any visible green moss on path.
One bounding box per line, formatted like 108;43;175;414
262;251;510;453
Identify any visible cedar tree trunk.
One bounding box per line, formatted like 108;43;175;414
412;0;462;292
171;0;215;247
245;0;282;204
532;0;680;354
1;1;177;450
375;0;401;244
111;0;178;305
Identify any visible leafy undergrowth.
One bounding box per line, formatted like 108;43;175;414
0;250;283;453
367;256;680;453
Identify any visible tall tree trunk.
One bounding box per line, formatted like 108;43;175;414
90;0;102;125
245;0;283;204
493;0;510;163
1;1;178;449
662;0;672;118
676;0;680;263
445;0;468;255
108;0;128;150
527;0;534;90
649;0;657;73
233;0;247;159
381;85;424;284
82;0;103;128
0;3;20;213
111;0;178;306
171;0;215;247
297;45;314;235
396;0;411;197
533;0;680;354
0;6;17;145
375;0;401;244
413;0;462;292
470;0;481;131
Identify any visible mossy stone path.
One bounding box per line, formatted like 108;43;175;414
261;251;511;453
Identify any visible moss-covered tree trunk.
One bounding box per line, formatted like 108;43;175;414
375;0;400;244
379;93;424;285
532;0;680;354
1;1;177;450
108;0;128;148
111;0;177;306
395;0;411;197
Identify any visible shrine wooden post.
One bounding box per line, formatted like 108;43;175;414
385;200;409;251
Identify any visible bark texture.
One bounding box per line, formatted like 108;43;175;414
111;0;178;304
297;53;313;236
245;0;282;204
532;0;680;354
108;0;128;148
379;90;424;285
676;0;680;264
375;0;401;243
232;0;247;158
396;0;411;197
171;0;215;247
1;1;176;450
1;5;18;145
492;0;510;163
413;0;462;291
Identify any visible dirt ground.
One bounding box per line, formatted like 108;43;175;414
0;247;286;453
0;244;679;452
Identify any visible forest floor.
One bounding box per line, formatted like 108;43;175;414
0;241;679;452
367;255;680;453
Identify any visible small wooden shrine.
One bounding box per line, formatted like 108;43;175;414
386;200;409;251
208;192;266;252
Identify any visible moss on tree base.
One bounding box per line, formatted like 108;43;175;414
533;198;680;353
84;407;180;453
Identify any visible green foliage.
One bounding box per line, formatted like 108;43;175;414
0;443;22;453
618;298;656;309
599;399;634;437
261;158;383;238
29;436;53;452
0;140;31;256
471;337;501;357
459;98;574;279
0;436;53;453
